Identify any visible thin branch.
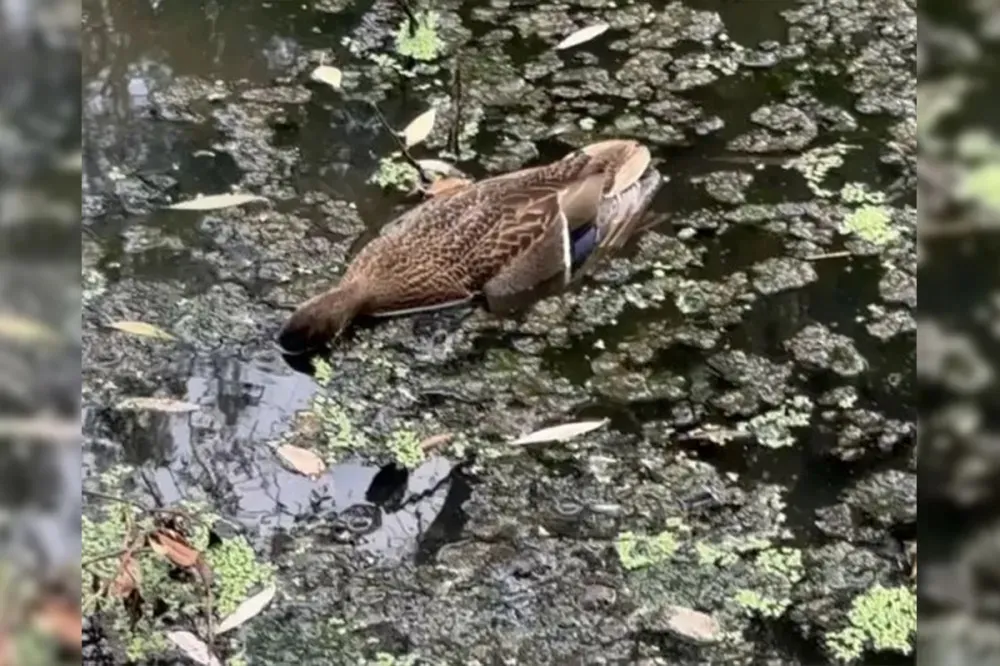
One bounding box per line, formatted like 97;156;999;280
804;250;852;261
82;490;195;522
368;101;432;184
448;51;464;157
396;0;419;37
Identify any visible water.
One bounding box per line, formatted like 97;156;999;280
82;0;915;662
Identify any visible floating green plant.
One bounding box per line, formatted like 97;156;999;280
842;205;898;246
825;584;916;663
395;10;444;61
369;155;420;191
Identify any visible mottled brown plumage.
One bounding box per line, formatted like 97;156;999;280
277;139;663;354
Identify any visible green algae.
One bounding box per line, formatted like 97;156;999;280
825;584;916;662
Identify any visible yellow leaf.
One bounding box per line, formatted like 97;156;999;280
0;313;62;345
401;108;436;148
107;320;177;341
167;193;268;211
310;65;343;89
116;397;201;413
555;23;610;50
275;444;327;478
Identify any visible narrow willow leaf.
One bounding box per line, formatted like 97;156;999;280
116;397;201;413
275;444;326;478
0;313;62;345
166;631;222;666
401;108;436;148
555;23;610;50
510;419;609;445
168;193;268;211
107;320;177;341
310;65;343;89
216;584;277;635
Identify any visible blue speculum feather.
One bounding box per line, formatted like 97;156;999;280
569;224;599;271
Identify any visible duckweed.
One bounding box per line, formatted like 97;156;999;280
370;155;420;191
842;205;898;246
733;547;804;619
958;162;1000;214
825;584;916;663
616;522;688;570
395;11;444;62
746;395;813;449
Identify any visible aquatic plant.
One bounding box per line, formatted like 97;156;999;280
842;205;898;246
958;162;1000;214
824;584;916;663
616;519;688;570
733;547;804;619
369;155;420;191
394;11;444;61
746;395;813;449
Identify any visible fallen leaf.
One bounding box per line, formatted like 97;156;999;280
216;583;277;636
149;528;202;569
110;554;142;599
310;65;343;89
167;193;268;211
661;605;720;644
555;23;610;50
415;159;463;177
32;597;82;652
116;397;201;413
275;444;327;478
425;177;473;198
510;419;609;446
401;108;436;148
419;432;454;452
166;631;222;666
0;417;80;441
107;320;177;341
0;313;62;345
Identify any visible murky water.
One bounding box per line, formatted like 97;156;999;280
82;0;916;662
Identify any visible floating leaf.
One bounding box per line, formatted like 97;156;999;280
116;397;201;413
661;605;721;644
0;417;80;441
166;631;222;666
415;159;463;177
419;432;454;452
510;419;609;445
0;313;62;345
401;108;436;148
310;65;343;89
168;193;268;211
216;583;277;636
107;320;177;341
275;444;327;478
555;23;610;50
149;528;202;569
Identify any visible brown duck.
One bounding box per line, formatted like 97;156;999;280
277;139;663;354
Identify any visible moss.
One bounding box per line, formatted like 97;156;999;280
369;155;420;191
616;526;684;570
394;11;444;62
825;584;916;663
842;205;898;246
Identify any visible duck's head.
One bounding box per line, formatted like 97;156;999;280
276;282;366;355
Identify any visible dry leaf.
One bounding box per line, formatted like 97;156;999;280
110;554;141;599
555;23;610;50
310;65;343;89
415;159;463;177
166;631;222;666
216;583;277;636
510;419;609;445
116;397;201;413
149;529;202;569
419;433;454;452
32;597;82;652
401;108;436;148
661;605;721;644
107;320;177;341
0;313;62;345
425;177;472;198
168;193;268;211
275;444;327;478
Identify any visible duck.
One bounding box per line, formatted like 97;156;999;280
277;139;664;355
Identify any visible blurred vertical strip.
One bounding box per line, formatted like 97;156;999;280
919;0;1000;662
0;0;83;662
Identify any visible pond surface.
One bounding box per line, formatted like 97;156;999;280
81;0;917;663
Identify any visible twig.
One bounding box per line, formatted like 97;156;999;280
396;0;419;37
804;250;852;261
368;101;432;184
82;490;195;522
448;51;463;157
81;548;135;569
